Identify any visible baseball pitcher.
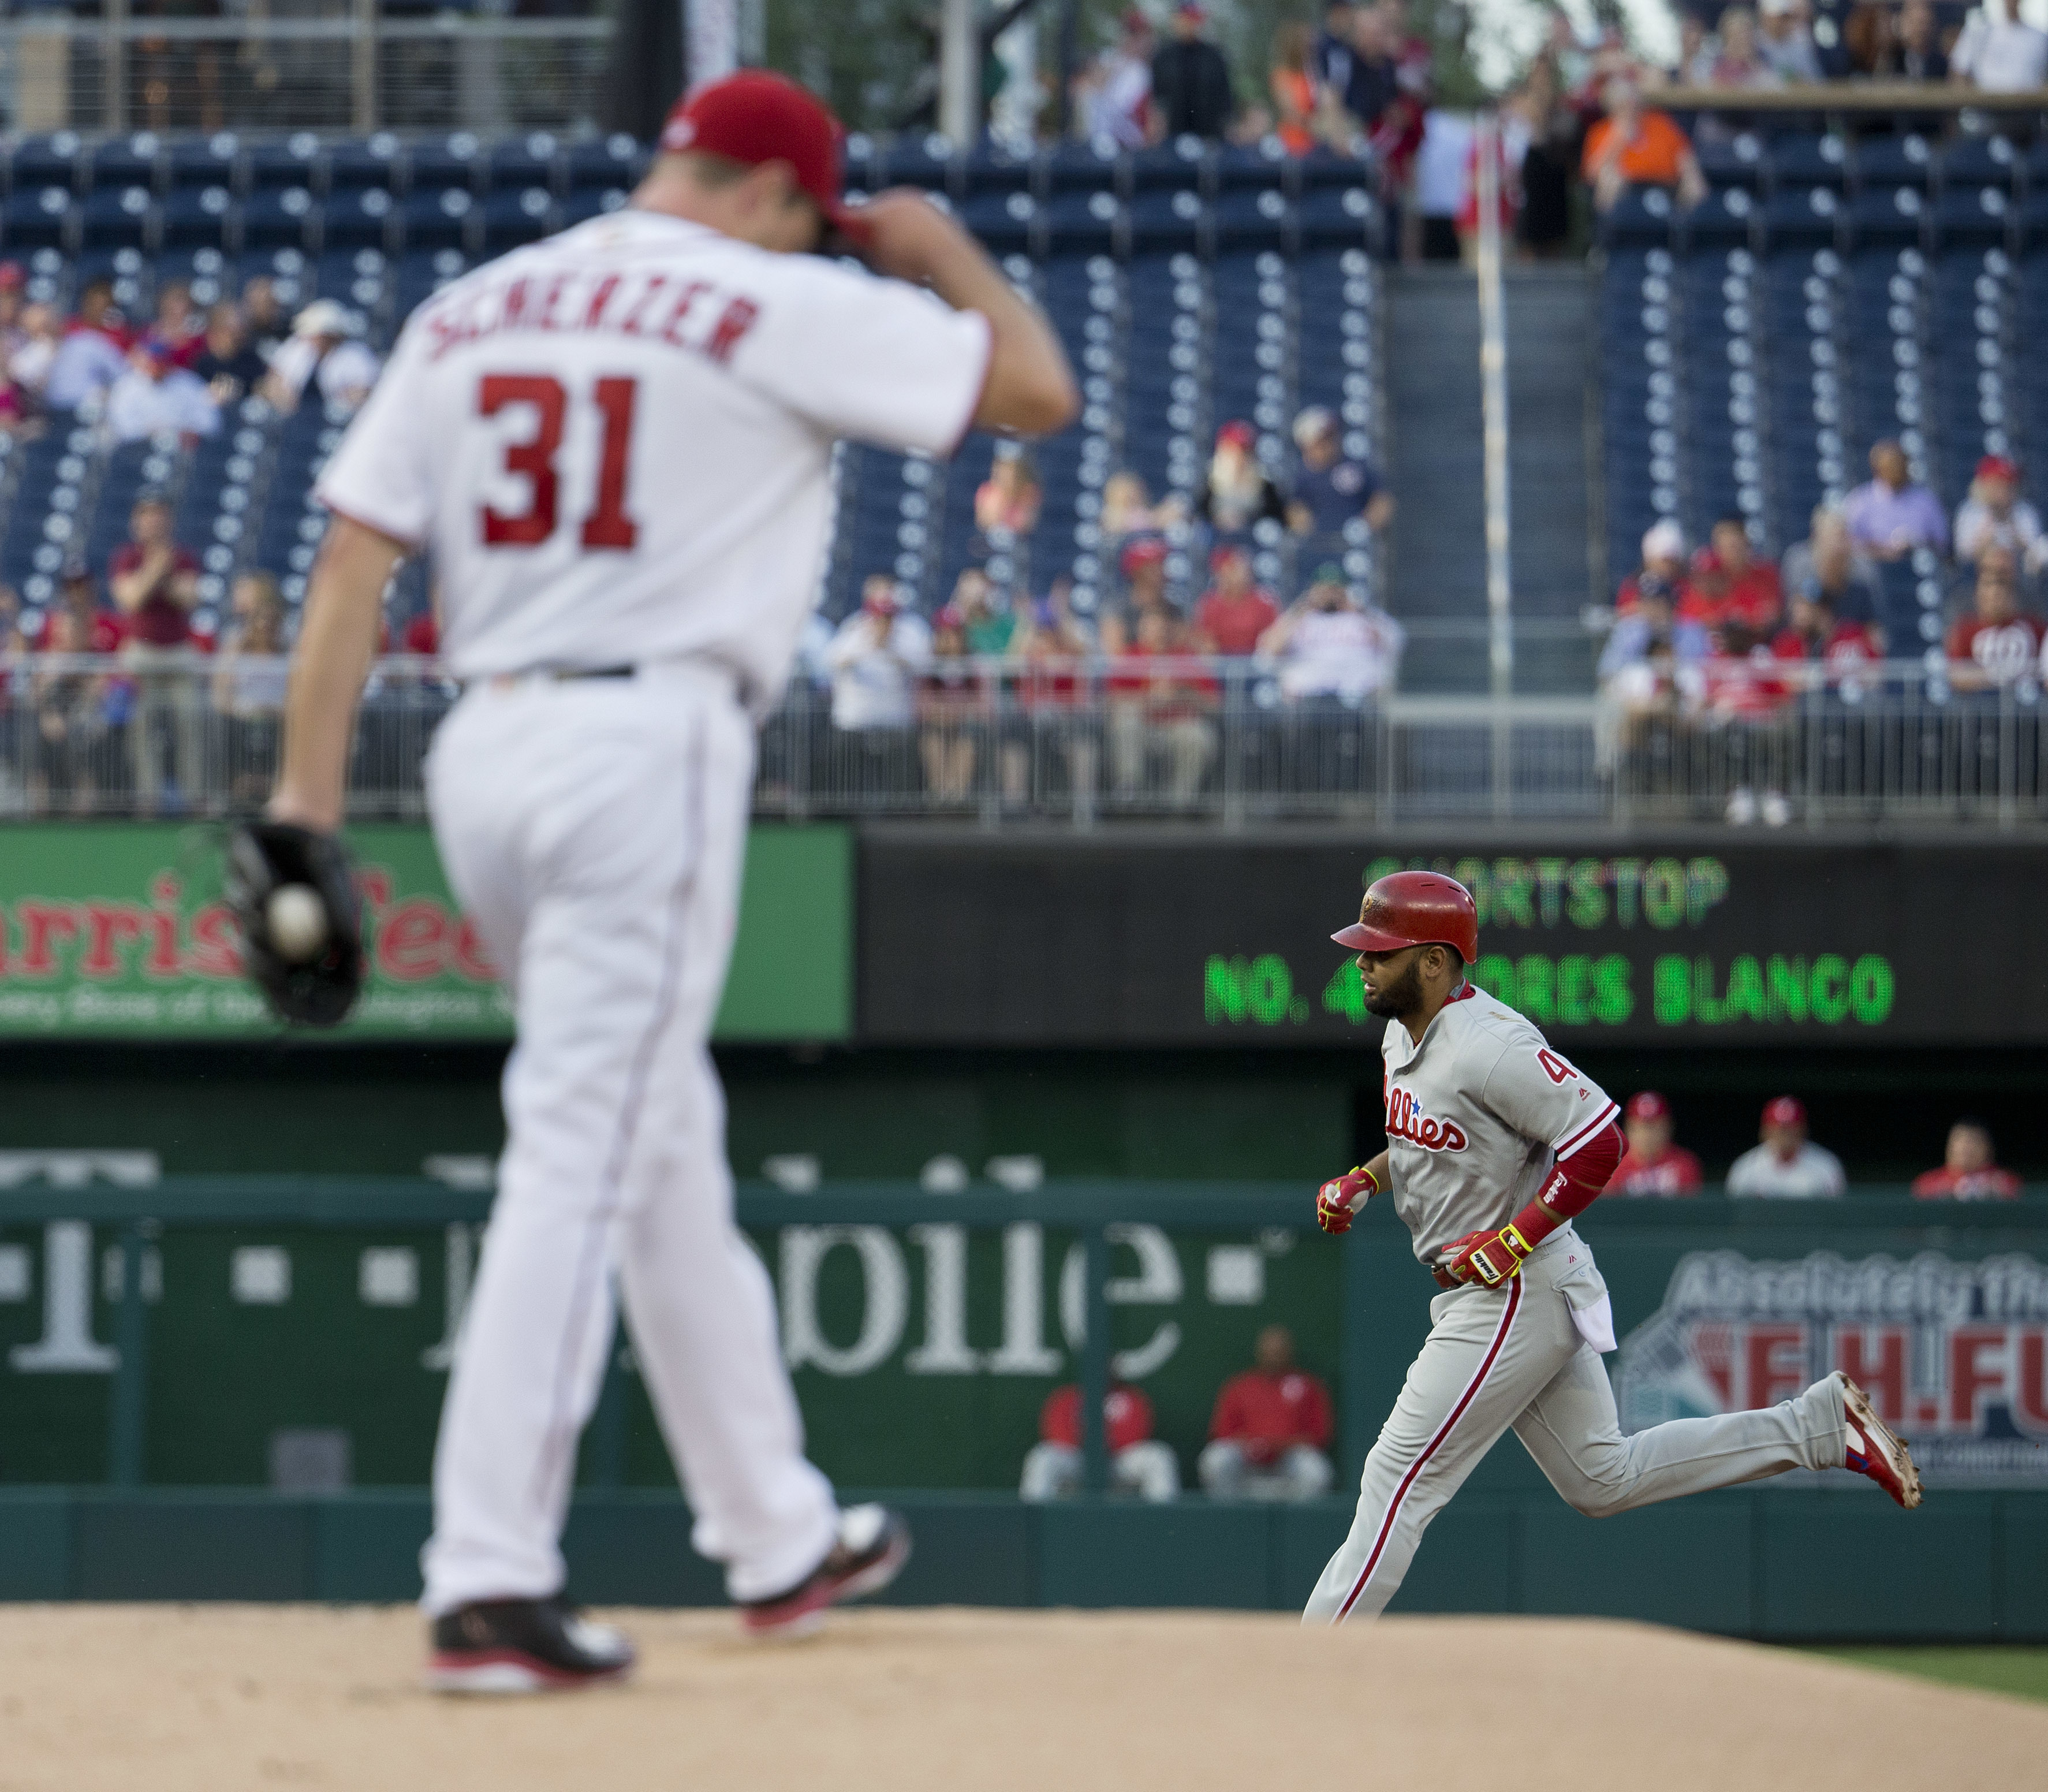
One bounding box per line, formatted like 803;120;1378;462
264;72;1077;1688
1306;871;1920;1625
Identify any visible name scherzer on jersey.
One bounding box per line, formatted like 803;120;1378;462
312;210;992;700
1381;982;1619;1265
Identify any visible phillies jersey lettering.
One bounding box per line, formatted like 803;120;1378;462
1383;1084;1469;1153
317;210;991;707
1379;982;1619;1264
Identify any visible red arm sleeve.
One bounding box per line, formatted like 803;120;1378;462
1513;1120;1625;1243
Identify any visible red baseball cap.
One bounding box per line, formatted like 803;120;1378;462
1976;454;2020;484
1762;1096;1806;1129
660;71;861;243
1208;542;1248;572
1216;420;1255;449
1625;1091;1670;1122
1120;536;1169;576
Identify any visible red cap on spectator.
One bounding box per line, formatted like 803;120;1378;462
932;604;964;631
1625;1091;1670;1122
1215;420;1255;450
660;71;860;242
0;261;23;290
1120;537;1168;576
1976;454;2020;485
1762;1096;1806;1129
1208;542;1248;572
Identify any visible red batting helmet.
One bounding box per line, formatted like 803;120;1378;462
1332;871;1479;964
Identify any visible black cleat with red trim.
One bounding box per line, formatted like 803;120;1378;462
740;1504;912;1640
1836;1372;1923;1511
427;1596;635;1694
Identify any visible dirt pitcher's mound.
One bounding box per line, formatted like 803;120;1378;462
2;1605;2040;1792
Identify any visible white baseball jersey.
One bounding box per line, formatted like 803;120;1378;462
1725;1141;1846;1198
316;209;991;706
1379;981;1620;1264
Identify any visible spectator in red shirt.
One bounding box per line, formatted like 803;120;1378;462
1019;1381;1180;1502
1771;589;1882;684
1193;544;1279;655
1606;1090;1704;1197
39;567;126;654
1912;1120;2022;1201
1689;516;1783;643
1615;519;1704;620
1198;1325;1334;1501
1947;546;2044;691
107;495;204;813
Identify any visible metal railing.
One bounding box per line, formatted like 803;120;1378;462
2;650;2045;828
0;12;614;135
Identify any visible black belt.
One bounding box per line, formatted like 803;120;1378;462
553;664;635;680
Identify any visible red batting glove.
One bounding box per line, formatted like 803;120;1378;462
1316;1164;1378;1235
1441;1224;1537;1288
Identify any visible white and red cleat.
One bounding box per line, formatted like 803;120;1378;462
740;1504;912;1640
1836;1372;1923;1511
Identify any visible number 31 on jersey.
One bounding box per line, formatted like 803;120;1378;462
478;373;639;552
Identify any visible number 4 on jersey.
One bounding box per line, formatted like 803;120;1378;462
479;373;639;552
1536;1048;1579;1085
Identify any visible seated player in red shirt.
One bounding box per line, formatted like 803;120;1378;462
1197;1324;1333;1500
1019;1380;1179;1502
1606;1090;1703;1197
1912;1119;2022;1201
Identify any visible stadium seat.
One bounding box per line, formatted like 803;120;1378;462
3;185;75;252
1213;139;1293;193
486;132;562;195
875;133;955;194
1694;132;1767;192
406;133;483;195
9;133;83;195
1128;138;1207;194
1939;133;2018;192
1295;185;1376;253
1848;185;1927;248
393;248;471;326
160;185;236;252
324;132;403;194
161;245;236;307
1767;133;1849;191
241;186;318;253
87;135;162;194
1210;188;1289;253
79;186;155;252
1124;189;1202;255
1040;139;1122;196
167;134;241;193
246;133;324;194
564;133;648;196
322;186;394;252
959;144;1034;198
1851;132;1934;191
958;191;1035;256
1295;146;1371;193
479;187;556;256
398;187;474;254
1599;187;1675;249
1761;185;1842;250
1040;189;1120;255
560;187;629;229
1681;186;1758;250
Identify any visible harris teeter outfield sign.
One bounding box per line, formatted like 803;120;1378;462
0;823;851;1041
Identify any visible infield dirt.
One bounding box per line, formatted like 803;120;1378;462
3;1605;2040;1791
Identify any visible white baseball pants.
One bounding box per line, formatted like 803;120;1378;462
1304;1228;1851;1625
418;665;838;1616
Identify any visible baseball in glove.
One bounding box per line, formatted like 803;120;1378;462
225;821;365;1027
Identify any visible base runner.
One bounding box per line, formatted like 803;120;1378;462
266;72;1077;1687
1305;871;1920;1625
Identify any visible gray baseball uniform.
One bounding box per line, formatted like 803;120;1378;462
1303;981;1853;1625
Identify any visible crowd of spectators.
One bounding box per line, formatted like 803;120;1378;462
1598;438;2048;825
1605;1093;2027;1196
812;403;1401;810
1019;1325;1335;1505
0;266;380;446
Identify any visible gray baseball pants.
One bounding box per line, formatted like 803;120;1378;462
1303;1228;1851;1624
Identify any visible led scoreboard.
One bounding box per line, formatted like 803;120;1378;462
857;836;2047;1047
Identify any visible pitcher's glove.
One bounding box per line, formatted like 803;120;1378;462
1441;1223;1537;1288
224;821;365;1027
1316;1164;1379;1235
